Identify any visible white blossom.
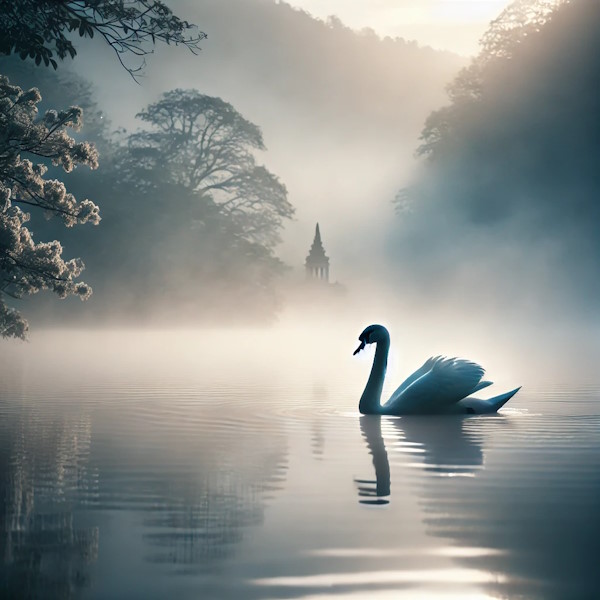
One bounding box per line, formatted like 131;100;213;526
0;75;100;339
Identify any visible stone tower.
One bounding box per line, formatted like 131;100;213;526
305;223;330;282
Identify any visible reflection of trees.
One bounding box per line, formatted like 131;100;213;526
93;401;290;570
415;417;600;600
357;414;600;599
139;437;289;569
0;381;290;592
310;385;327;459
0;405;99;600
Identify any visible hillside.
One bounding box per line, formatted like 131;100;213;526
391;0;600;315
69;0;465;273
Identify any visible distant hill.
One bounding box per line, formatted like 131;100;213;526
0;0;468;328
391;0;600;315
66;0;465;273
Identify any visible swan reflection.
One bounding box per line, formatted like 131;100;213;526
355;416;391;504
356;415;489;504
354;411;600;599
399;416;485;476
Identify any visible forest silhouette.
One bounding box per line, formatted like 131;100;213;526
393;0;600;315
0;0;463;333
1;0;598;334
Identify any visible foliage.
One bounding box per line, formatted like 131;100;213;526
21;86;294;324
0;0;205;336
417;0;568;158
126;90;294;247
479;0;567;61
395;0;600;307
101;90;294;319
0;75;99;338
0;0;206;79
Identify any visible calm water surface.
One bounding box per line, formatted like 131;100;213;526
1;330;599;599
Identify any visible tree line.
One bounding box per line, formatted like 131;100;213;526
0;1;293;338
394;0;600;309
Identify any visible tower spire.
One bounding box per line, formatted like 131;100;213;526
305;222;329;282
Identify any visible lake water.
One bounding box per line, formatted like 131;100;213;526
1;329;599;599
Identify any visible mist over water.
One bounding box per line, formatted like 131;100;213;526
2;327;600;599
2;0;600;597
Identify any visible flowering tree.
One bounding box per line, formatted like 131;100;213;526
0;2;207;338
0;75;100;338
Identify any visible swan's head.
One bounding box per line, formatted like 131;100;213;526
353;324;390;355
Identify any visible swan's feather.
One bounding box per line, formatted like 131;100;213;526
383;356;485;414
471;380;493;393
389;355;441;400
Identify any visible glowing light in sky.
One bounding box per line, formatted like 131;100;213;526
284;0;514;55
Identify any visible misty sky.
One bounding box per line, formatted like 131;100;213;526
286;0;513;55
65;0;467;283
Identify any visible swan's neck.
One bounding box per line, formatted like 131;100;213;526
359;338;389;415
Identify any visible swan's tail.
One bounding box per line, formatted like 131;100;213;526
459;386;521;414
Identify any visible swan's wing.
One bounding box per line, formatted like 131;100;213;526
384;356;485;414
388;355;442;403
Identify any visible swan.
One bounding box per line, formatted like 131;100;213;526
353;324;520;415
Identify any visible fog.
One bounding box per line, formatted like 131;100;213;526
1;0;599;371
64;0;463;275
286;0;514;55
382;0;600;333
3;6;600;598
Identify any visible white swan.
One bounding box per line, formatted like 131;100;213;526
353;324;520;415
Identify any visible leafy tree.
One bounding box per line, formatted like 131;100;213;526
0;75;99;338
80;90;293;322
0;55;112;150
0;1;205;336
21;88;294;325
126;90;294;247
479;0;566;61
0;0;206;79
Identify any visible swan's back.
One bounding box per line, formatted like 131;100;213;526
383;356;485;415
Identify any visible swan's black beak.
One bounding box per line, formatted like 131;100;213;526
353;340;366;356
